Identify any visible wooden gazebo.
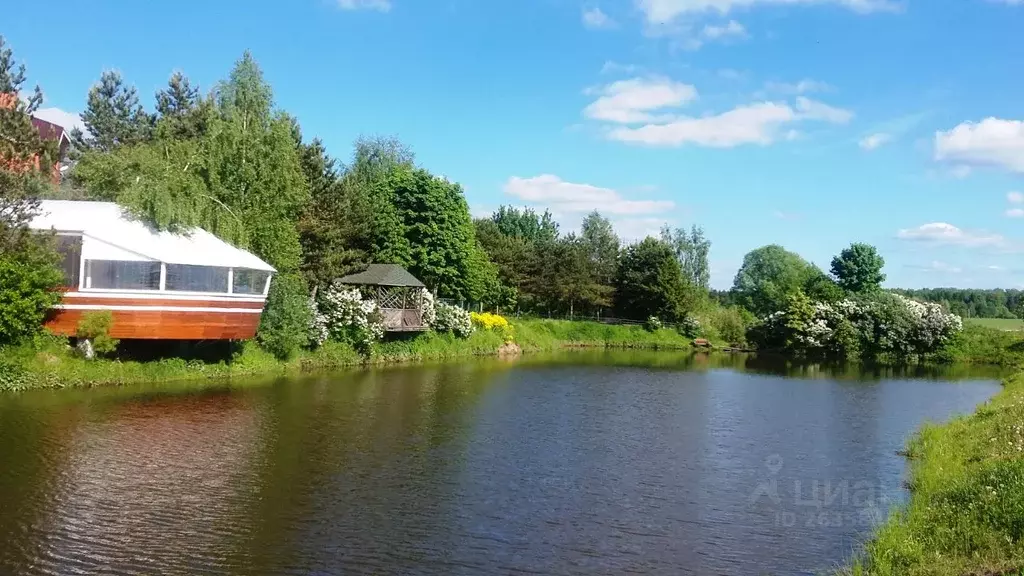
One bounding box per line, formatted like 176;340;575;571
336;264;428;332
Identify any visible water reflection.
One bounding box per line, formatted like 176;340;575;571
0;352;1003;575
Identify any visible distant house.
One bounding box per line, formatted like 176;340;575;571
29;201;276;340
0;93;71;183
31;116;72;183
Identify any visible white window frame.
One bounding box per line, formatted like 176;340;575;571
78;261;270;300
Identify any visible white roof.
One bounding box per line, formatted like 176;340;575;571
30;201;276;272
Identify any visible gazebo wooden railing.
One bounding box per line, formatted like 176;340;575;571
336;264;429;332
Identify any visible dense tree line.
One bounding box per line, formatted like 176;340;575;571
892;288;1023;320
0;38;724;358
0;36;986;364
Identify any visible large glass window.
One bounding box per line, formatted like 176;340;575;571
86;260;161;290
232;269;270;295
165;264;229;293
55;235;82;289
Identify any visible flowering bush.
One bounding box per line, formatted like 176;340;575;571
644;316;663;331
752;291;962;359
419;289;436;327
308;297;329;348
471;312;509;330
677;316;701;338
317;285;386;352
434;302;474;338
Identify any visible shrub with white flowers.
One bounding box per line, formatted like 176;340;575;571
752;291;962;360
419;288;436;327
308;297;329;348
433;302;474;338
317;285;386;351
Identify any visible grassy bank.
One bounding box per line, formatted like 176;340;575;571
936;323;1024;367
847;371;1024;575
0;319;695;391
965;317;1024;332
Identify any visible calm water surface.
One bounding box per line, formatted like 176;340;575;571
0;352;1004;575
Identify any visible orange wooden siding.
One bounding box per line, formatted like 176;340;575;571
45;293;266;340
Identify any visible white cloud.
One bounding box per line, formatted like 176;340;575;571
934;117;1024;173
608;102;794;147
503;175;675;215
702;19;746;39
337;0;391;11
859;132;891;150
1006;208;1024;218
601;61;638;75
897;222;1005;248
949;165;972;179
914;261;963;274
584;76;698;124
32;107;85;134
795;96;853;124
636;0;900;23
675;18;748;49
583;6;617;28
613;217;672;240
604;98;851;148
1009;191;1024;204
764;79;831;94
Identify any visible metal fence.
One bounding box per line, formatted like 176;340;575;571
436;300;694;331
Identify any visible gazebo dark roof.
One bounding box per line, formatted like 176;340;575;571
336;264;425;288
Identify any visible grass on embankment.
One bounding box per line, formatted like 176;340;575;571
965;317;1024;332
935;323;1024;367
847;372;1024;576
0;319;695;391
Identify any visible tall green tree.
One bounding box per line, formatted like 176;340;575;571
732;244;821;317
72;52;312;358
830;242;886;294
548;233;614;317
661;224;711;290
75;70;154;151
614;237;692;322
351;136;414;267
206;52;308;273
0;36;57;249
296;136;347;288
0;37;63;345
474;218;531;308
580;211;620;286
387;166;479;300
491;206;559;243
154;72;211;140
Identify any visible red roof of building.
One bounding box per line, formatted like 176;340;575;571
32;116;69;142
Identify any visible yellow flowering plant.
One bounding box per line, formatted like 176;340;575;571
470;312;510;330
471;312;515;343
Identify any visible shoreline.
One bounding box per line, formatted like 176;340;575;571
1;319;700;392
845;370;1024;575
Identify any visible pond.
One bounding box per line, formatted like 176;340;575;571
0;352;1005;575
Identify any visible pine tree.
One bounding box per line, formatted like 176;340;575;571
154;71;210;140
0;35;57;250
75;70;154;151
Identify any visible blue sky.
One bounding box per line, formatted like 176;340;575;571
6;0;1024;289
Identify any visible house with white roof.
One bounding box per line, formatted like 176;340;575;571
30;200;275;340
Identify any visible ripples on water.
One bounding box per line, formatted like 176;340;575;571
0;352;1003;575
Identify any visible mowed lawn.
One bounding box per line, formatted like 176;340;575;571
965;317;1024;331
